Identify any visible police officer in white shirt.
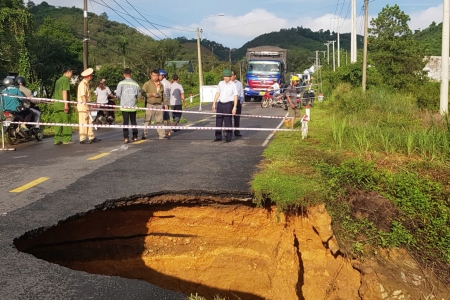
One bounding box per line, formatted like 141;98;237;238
231;70;244;137
212;69;238;143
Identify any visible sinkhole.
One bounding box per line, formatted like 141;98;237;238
14;192;361;300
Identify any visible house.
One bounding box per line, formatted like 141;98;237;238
423;56;450;82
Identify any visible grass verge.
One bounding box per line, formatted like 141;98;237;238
251;86;450;283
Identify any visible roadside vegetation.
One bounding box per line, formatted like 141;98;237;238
252;4;450;283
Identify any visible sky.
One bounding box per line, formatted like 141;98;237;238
31;0;443;48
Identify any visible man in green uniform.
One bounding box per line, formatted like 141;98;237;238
53;67;75;145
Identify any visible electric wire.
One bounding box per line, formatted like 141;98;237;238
115;0;196;30
111;0;162;39
96;0;154;38
123;0;170;38
90;0;195;33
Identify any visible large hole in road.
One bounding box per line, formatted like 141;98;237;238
14;192;360;300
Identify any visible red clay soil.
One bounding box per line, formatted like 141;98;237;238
15;194;448;299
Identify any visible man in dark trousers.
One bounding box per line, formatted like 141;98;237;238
212;69;238;143
231;70;244;137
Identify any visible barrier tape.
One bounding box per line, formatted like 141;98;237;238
3;121;297;132
1;94;295;120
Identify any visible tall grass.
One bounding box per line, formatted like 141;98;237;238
328;85;450;161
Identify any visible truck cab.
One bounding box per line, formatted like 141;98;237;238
244;47;287;102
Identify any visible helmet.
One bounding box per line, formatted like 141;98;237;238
159;69;167;77
291;75;300;82
2;77;14;87
15;76;26;86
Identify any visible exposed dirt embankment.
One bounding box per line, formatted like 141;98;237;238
14;192;449;300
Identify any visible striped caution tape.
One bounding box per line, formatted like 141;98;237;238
2;121;297;132
1;94;295;119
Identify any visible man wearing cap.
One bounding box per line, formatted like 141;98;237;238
77;67;100;144
212;69;238;143
284;75;301;129
231;70;244;137
53;67;75;145
141;69;168;140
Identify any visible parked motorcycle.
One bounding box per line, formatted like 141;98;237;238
2;109;43;145
261;91;288;110
91;100;116;126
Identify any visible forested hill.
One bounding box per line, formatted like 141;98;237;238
413;21;442;56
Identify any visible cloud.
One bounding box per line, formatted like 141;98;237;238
408;4;442;30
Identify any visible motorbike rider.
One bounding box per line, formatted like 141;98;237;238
1;77;32;131
16;76;41;131
94;80;115;123
268;79;282;104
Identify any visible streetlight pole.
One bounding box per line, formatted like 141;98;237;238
362;0;369;92
441;0;449;115
83;0;88;70
196;27;204;87
196;14;224;87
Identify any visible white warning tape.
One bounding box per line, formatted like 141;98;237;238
1;94;294;119
2;121;297;132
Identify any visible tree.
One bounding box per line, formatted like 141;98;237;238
368;4;425;90
29;17;82;97
0;0;33;79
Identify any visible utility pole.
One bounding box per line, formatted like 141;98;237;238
320;51;326;59
346;50;348;65
315;50;320;70
329;40;336;71
83;0;88;70
324;42;331;64
351;0;357;63
441;0;449;115
362;0;369;92
196;27;204;87
332;18;341;67
229;48;232;68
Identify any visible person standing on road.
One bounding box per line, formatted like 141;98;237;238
141;69;168;140
159;69;171;137
77;68;100;144
169;74;186;132
53;67;75;145
231;70;244;137
212;69;238;143
94;80;114;122
116;68;140;143
284;75;301;130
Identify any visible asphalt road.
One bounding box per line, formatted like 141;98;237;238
0;102;288;299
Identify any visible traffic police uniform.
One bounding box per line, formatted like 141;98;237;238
77;68;99;143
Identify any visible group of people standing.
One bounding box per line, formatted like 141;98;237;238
52;67;186;145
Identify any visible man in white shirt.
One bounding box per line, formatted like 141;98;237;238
159;69;171;136
169;74;186;131
269;79;282;103
231;70;244;137
212;69;238;143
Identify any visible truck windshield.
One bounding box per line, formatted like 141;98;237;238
247;61;281;75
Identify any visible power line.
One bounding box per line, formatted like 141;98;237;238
123;0;170;39
96;0;154;38
111;0;162;39
90;0;195;33
114;0;196;30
